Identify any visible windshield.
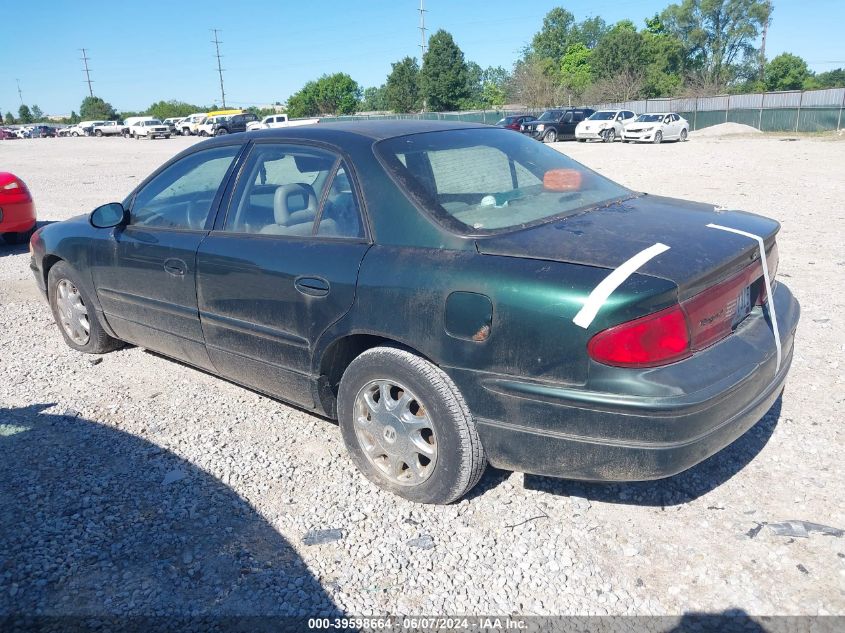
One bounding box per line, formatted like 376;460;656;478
537;110;562;122
144;120;162;126
636;114;665;122
496;117;515;126
375;128;631;234
589;111;616;121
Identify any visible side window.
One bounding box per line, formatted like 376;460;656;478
223;143;336;235
316;164;364;239
563;112;574;123
130;145;241;230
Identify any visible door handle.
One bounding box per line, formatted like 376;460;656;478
294;276;330;297
163;258;187;276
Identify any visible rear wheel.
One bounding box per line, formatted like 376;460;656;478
215;128;228;136
577;138;586;142
94;130;103;137
680;128;688;142
47;261;122;354
337;346;486;504
543;129;557;143
653;131;663;144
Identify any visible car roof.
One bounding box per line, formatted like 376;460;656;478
204;119;493;144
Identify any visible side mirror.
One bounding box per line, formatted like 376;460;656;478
90;202;126;228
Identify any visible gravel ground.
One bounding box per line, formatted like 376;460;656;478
1;134;843;619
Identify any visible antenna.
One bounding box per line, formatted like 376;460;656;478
211;29;227;108
80;48;94;97
419;0;427;58
16;79;23;105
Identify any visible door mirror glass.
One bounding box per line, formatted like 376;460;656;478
90;202;126;228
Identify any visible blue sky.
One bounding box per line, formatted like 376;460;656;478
2;0;843;116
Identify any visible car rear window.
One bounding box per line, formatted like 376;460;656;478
375;128;631;234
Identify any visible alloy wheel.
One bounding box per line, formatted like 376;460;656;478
56;279;90;345
353;379;437;486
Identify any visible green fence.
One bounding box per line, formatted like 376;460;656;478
318;88;845;133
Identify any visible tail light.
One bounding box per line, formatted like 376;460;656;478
588;243;777;368
0;176;32;203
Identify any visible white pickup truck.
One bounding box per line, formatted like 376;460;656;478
125;117;170;140
246;114;320;131
92;121;127;137
179;113;207;136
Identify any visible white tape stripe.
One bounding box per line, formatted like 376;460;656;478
573;243;670;329
706;223;782;374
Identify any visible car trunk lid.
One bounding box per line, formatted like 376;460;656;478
475;194;779;300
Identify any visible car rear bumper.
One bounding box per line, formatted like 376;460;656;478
0;201;36;233
445;282;800;481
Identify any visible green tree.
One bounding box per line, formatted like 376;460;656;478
287;73;361;117
814;68;845;88
559;43;593;96
529;7;577;63
147;100;205;120
5;112;15;125
641;29;687;96
661;0;772;87
360;86;388;111
479;66;510;107
30;105;44;121
509;57;561;108
0;112;3;124
420;30;470;111
385;56;420;113
765;53;811;91
591;21;644;79
80;96;118;120
18;104;33;124
574;16;609;48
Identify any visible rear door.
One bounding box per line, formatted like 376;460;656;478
196;142;370;407
92;143;243;368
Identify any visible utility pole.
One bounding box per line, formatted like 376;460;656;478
418;0;427;59
16;79;23;105
419;0;427;112
759;2;772;85
211;29;227;108
80;48;94;97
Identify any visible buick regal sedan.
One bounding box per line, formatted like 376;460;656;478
30;121;799;504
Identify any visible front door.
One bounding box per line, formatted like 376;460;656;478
92;144;243;368
196;142;370;407
558;111;576;138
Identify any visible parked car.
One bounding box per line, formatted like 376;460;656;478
0;128;18;140
162;117;183;135
178;113;207;136
31;125;58;138
126;118;170;140
56;127;72;137
246;114;321;131
195;115;229;137
29;121;799;504
210;112;259;135
92;121;127;137
495;114;536;131
623;112;689;144
68;121;103;137
15;126;34;139
520;108;595;142
0;172;36;244
575;109;637;143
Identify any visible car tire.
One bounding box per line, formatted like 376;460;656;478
165;135;171;139
680;128;688;142
71;132;79;137
653;131;663;144
215;129;228;136
577;138;586;142
1;226;34;245
47;261;123;355
337;346;487;504
603;129;616;143
94;130;103;137
543;129;557;143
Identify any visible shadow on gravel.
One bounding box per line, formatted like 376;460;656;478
0;221;56;259
0;404;346;629
667;609;769;632
523;397;782;507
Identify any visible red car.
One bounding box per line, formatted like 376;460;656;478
495;114;536;131
0;128;19;140
0;172;37;244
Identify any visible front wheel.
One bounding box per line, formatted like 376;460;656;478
603;128;616;143
543;129;557;143
653;131;663;144
338;346;487;504
94;130;103;137
48;261;122;354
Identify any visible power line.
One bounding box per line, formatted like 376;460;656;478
80;48;94;97
211;29;227;108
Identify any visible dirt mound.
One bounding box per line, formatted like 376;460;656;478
691;122;763;138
